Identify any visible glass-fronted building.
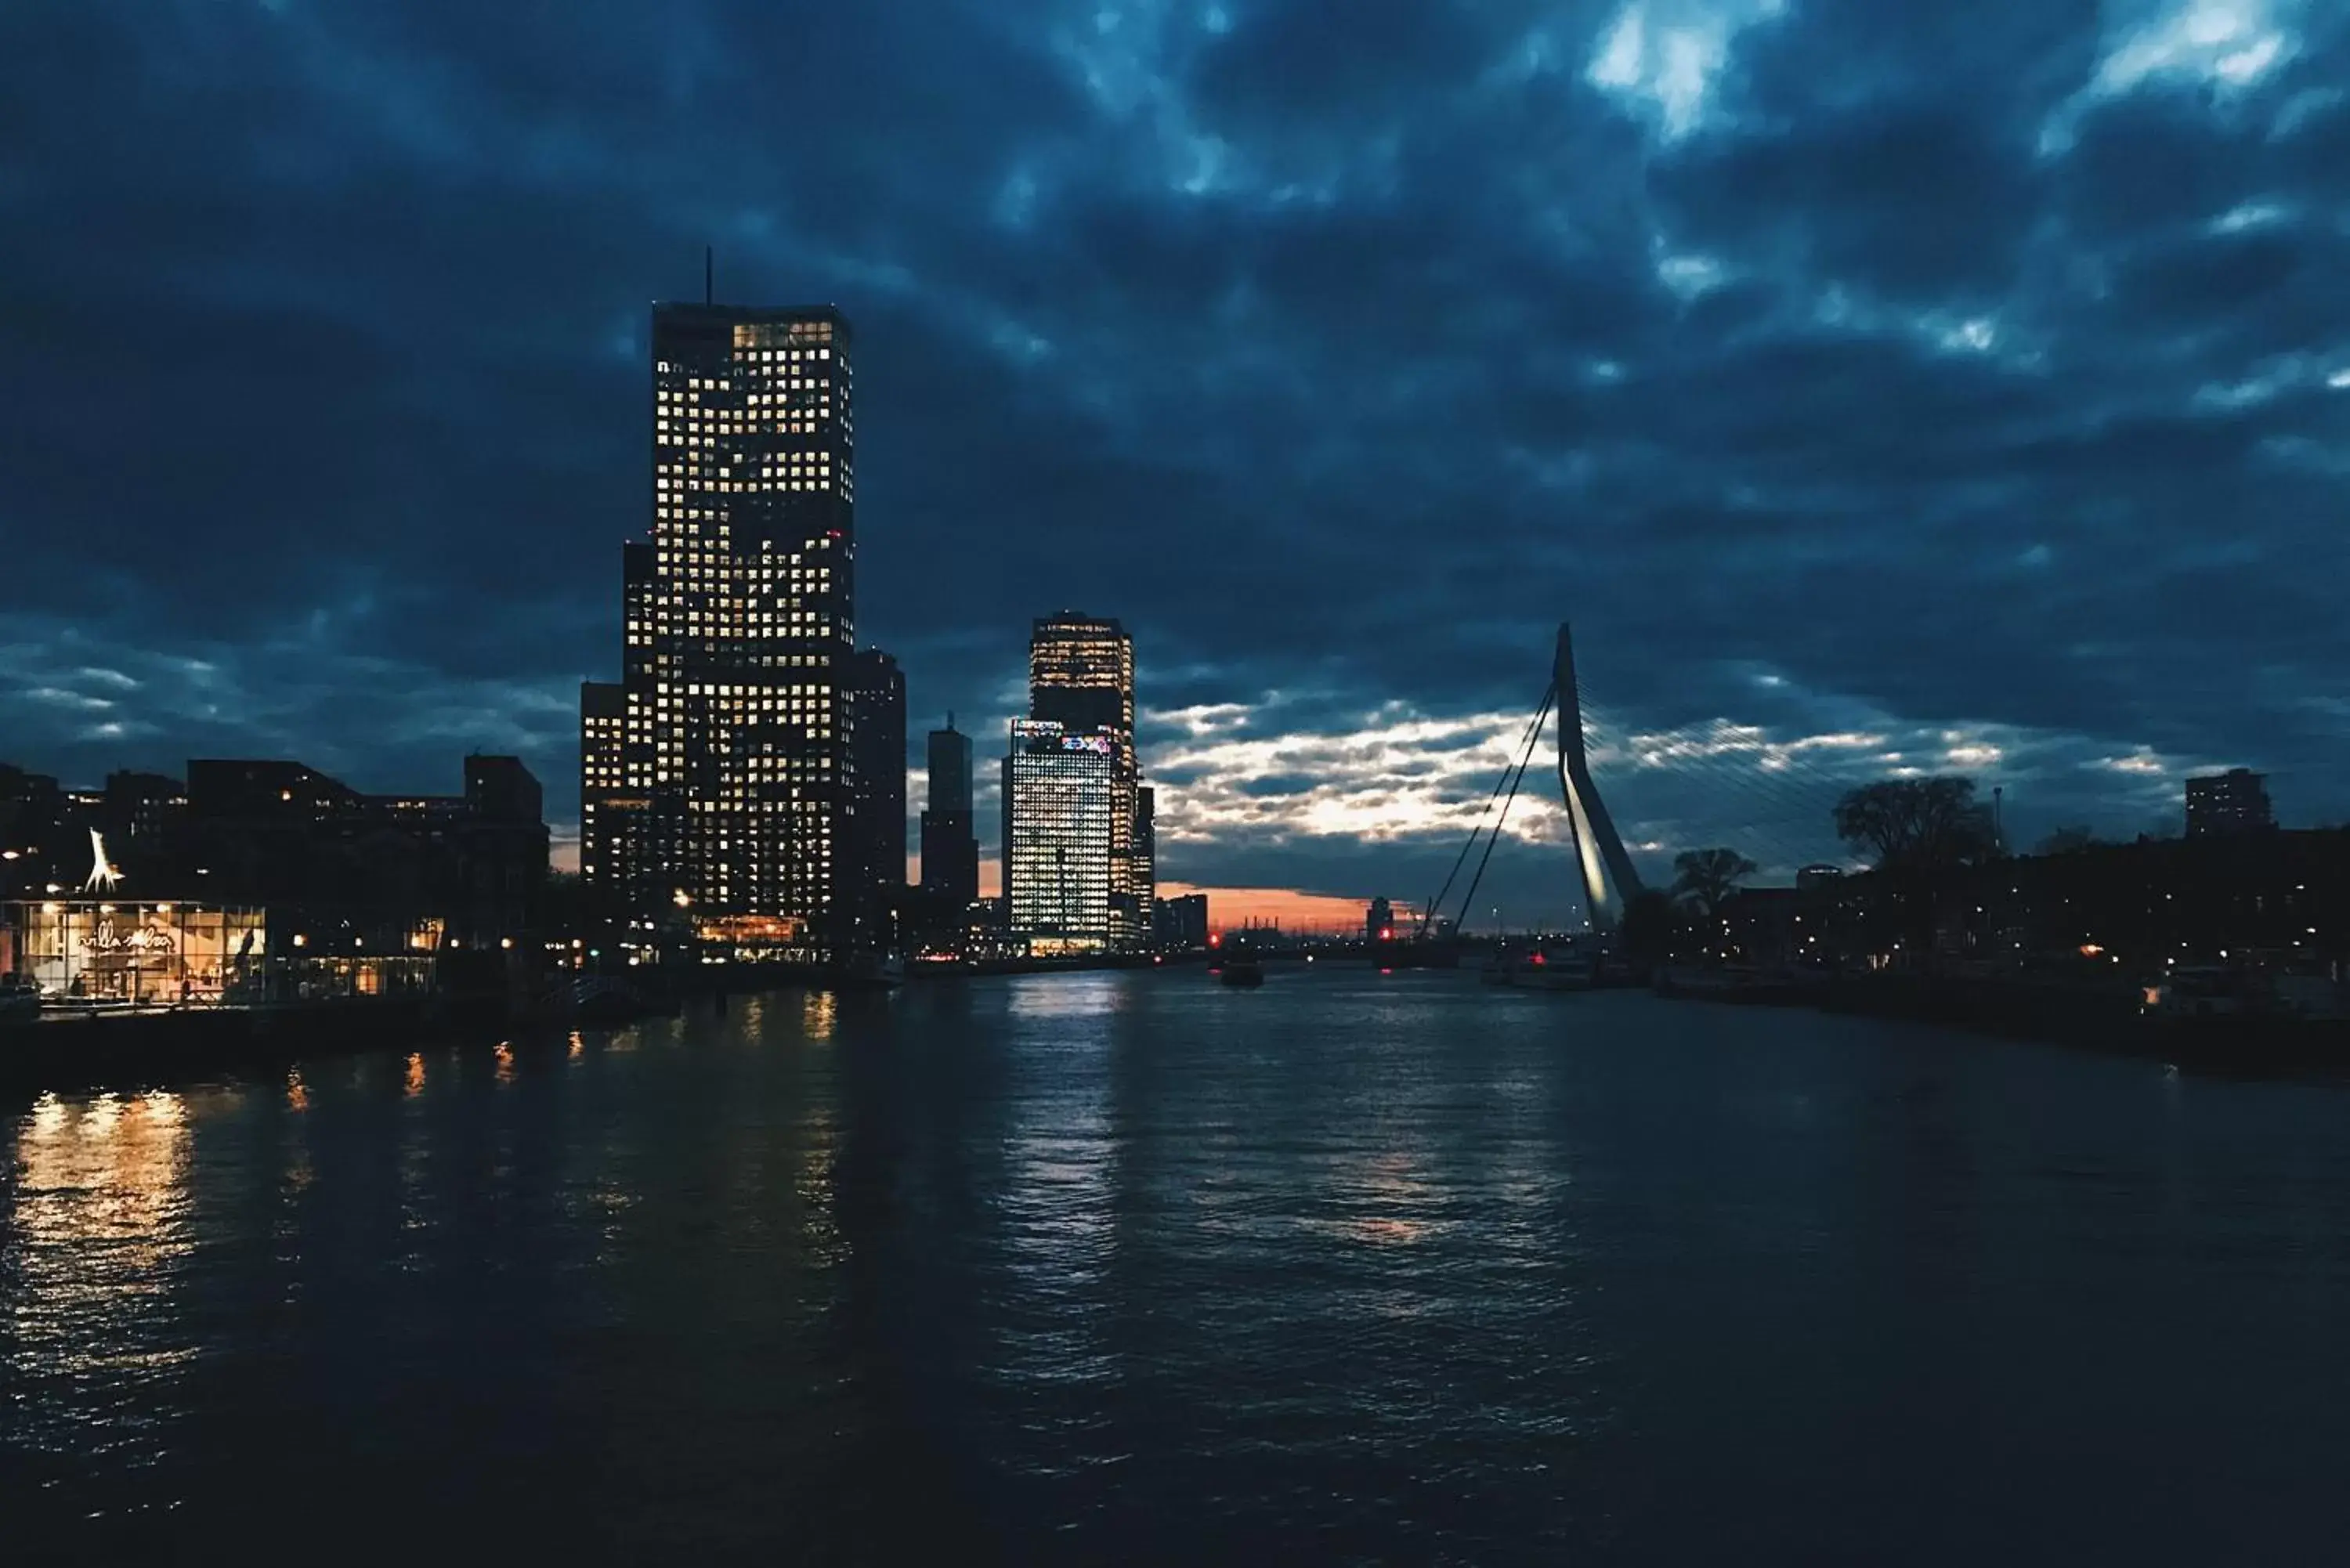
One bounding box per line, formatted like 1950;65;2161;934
1027;612;1148;948
1004;721;1117;954
2;901;266;1006
1;900;441;1009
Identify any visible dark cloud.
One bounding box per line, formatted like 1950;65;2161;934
5;0;2350;916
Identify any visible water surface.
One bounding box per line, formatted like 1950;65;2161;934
6;970;2349;1563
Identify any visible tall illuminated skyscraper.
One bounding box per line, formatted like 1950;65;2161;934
1027;612;1149;948
581;299;857;959
1004;719;1116;952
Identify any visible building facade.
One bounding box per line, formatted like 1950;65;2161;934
1004;719;1117;953
581;301;858;960
1154;892;1209;952
845;647;906;950
2186;768;2273;839
919;717;980;908
1027;612;1149;948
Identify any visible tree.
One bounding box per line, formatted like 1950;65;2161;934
1670;847;1758;918
1831;777;2000;969
2037;826;2100;856
1832;778;1999;872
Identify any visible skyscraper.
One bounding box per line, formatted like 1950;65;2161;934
578;678;624;894
1135;784;1155;924
845;648;906;948
920;717;979;908
580;299;856;959
1004;719;1117;952
1027;612;1149;948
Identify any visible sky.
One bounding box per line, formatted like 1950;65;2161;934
5;0;2349;930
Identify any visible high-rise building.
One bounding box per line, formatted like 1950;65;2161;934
2186;768;2273;839
1153;891;1209;952
580;680;625;893
580;300;856;960
920;717;979;908
1004;719;1117;953
1135;784;1155;925
1027;612;1148;948
845;648;906;949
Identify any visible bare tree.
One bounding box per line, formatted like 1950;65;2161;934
1832;778;1999;872
1671;847;1759;918
1831;778;2000;969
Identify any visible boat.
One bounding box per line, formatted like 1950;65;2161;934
1507;944;1599;992
1218;956;1265;988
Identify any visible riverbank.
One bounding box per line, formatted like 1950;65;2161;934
1658;967;2350;1074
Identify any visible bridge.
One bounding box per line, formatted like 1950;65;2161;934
1406;620;1877;944
1415;622;1645;939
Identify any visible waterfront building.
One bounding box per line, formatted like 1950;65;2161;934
579;299;857;961
1154;892;1209;952
1028;612;1149;948
1366;895;1396;945
2186;768;2273;839
1136;785;1155;925
0;751;549;999
1003;719;1117;953
845;648;906;950
580;680;627;900
919;717;980;908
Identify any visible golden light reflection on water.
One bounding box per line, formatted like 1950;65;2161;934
568;1030;584;1062
802;991;837;1041
1318;1150;1436;1247
5;1088;198;1400
284;1068;309;1112
494;1042;515;1085
404;1053;426;1097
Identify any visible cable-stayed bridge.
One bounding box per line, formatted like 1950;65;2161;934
1415;623;1856;938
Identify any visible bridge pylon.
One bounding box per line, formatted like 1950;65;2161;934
1554;623;1643;930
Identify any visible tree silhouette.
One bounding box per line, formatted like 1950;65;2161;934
1832;778;1999;872
1832;777;2000;968
1671;847;1758;918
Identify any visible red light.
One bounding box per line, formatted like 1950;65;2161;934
1380;927;1394;941
1208;933;1222;948
1531;952;1546;966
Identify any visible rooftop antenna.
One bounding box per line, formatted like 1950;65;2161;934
704;245;714;305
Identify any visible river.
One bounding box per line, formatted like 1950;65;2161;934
5;969;2348;1563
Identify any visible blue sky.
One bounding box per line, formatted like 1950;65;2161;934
5;0;2348;923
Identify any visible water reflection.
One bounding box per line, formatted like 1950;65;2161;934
802;990;837;1041
2;1088;197;1488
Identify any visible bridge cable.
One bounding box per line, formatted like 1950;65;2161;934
1415;682;1556;938
1452;685;1556;936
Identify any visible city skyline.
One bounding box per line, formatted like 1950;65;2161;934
8;2;2350;930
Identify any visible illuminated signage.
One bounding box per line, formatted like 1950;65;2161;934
79;920;176;957
1061;734;1114;755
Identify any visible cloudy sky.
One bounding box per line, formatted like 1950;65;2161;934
5;0;2348;927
